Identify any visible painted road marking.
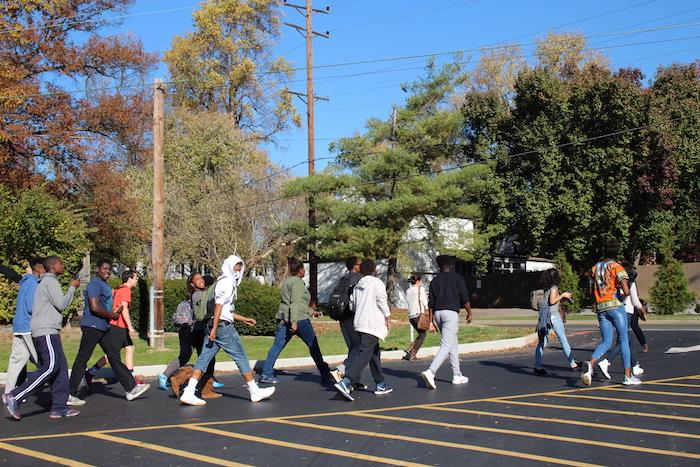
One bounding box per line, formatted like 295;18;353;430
270;418;603;467
347;412;700;460
423;406;700;440
489;399;700;423
83;432;250;466
599;387;700;398
649;382;700;388
549;393;700;409
0;441;93;467
184;424;427;467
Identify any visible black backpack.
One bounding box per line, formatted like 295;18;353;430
328;275;354;321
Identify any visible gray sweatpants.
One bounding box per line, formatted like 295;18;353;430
428;310;463;376
4;334;38;394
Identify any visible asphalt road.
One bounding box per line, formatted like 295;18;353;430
1;328;699;466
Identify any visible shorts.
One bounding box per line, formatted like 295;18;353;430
109;325;134;349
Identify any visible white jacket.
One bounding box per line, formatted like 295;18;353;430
214;254;245;322
624;282;643;315
406;285;428;319
352;275;391;340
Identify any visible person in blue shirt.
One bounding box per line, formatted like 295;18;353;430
3;257;44;398
67;258;150;404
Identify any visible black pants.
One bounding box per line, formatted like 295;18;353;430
630;312;647;346
345;332;384;385
339;318;380;378
12;334;69;411
69;326;135;395
407;317;427;353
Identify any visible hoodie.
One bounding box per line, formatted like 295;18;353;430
12;274;40;334
214;255;245;323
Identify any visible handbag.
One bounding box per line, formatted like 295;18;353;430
416;308;433;332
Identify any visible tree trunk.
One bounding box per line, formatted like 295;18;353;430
387;256;399;308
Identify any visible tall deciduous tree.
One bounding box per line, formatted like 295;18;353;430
164;0;300;139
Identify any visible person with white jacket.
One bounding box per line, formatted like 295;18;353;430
403;274;429;360
334;258;392;400
180;255;275;405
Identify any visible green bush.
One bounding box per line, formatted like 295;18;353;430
554;251;583;313
650;256;694;315
0;277;18;323
235;280;280;336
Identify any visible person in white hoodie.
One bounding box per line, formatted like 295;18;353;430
180;255;275;405
334;258;392;401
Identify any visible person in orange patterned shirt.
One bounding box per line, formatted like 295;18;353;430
580;240;641;386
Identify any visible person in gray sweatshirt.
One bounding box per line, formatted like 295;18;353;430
4;256;80;420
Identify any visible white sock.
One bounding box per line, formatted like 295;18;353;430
185;377;199;393
246;380;258;391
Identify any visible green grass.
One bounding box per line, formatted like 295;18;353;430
475;313;700;321
0;325;530;373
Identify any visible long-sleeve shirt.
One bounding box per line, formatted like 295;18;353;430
428;271;470;313
352;275;391;340
624;282;644;315
277;276;312;322
31;273;76;337
12;274;39;334
406;285;428;319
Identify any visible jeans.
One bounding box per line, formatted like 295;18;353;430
592;306;631;369
69;326;136;395
429;310;462;376
607;313;637;366
535;312;575;368
262;319;330;378
345;332;384;385
193;323;251;375
4;334;38;394
12;334;69;411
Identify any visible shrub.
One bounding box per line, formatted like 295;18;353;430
0;277;17;323
554;251;583;313
650;256;694;315
235;279;280;336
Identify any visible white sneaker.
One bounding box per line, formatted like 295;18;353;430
580;361;593;386
126;383;150;401
180;389;206;406
67;395;86;406
598;359;611;379
623;374;642;385
452;375;469;385
632;364;644;376
421;370;436;390
249;385;275;403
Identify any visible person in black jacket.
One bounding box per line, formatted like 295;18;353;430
420;255;472;390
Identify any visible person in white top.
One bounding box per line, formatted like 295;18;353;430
597;260;645;379
403;274;429;361
180;255;275;405
334;258;393;400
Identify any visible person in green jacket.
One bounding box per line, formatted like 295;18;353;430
259;258;332;385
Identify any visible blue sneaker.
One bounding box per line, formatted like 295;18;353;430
374;382;393;395
334;378;354;401
5;394;20;420
212;380;225;389
158;374;169;390
258;375;279;384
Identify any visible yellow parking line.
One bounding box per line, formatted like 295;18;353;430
489;399;700;423
649;382;700;389
347;412;700;460
184;425;427;466
83;432;249;466
549;393;700;408
270;418;602;467
599;387;700;398
422;406;700;440
0;441;93;467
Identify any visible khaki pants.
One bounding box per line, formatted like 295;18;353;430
4;334;38;394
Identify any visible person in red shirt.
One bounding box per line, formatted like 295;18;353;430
84;270;140;386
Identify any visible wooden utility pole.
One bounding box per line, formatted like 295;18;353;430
150;78;165;349
283;0;329;304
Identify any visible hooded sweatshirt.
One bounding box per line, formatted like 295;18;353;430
214;255;245;323
352;275;391;340
13;274;40;334
31;273;76;337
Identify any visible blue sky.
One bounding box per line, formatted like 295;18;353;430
105;0;700;175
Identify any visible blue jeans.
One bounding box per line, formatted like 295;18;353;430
193;324;251;375
535;312;575;368
606;312;637;366
592;306;631;369
262;319;330;378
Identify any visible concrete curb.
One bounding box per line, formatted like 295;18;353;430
1;332;538;383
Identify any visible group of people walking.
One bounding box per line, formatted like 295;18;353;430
3;239;649;420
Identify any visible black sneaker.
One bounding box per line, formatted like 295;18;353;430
533;368;548;376
351;382;368;391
